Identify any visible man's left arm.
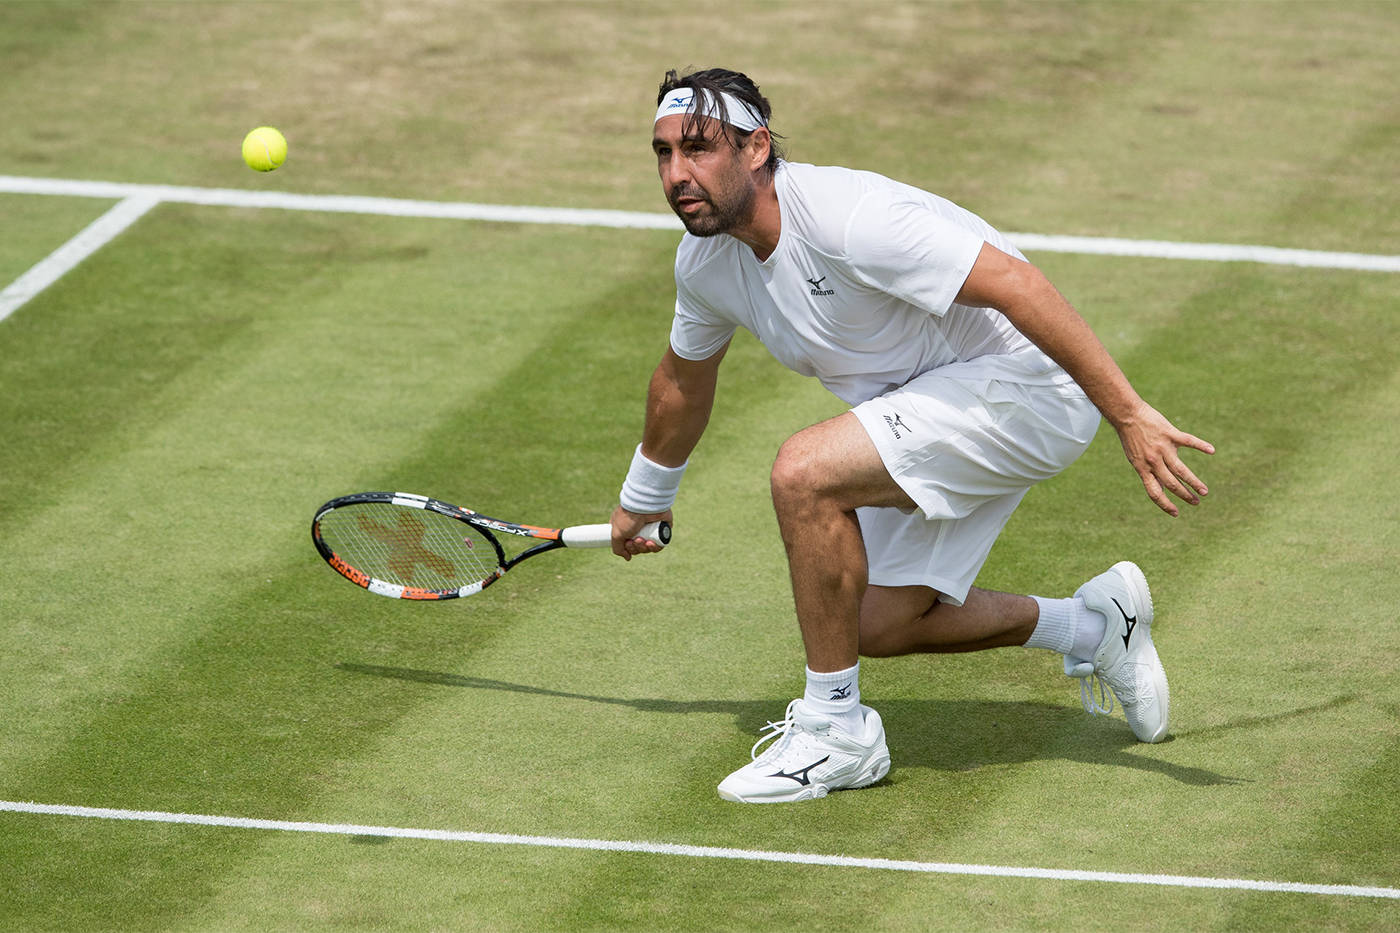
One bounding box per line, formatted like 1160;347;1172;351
956;242;1215;517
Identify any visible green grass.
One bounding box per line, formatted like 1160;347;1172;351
2;2;1398;931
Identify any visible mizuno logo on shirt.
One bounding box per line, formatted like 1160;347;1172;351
807;275;834;296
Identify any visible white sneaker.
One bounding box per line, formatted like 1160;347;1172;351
1065;561;1170;743
716;700;891;803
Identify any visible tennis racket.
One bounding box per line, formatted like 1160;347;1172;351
312;491;670;601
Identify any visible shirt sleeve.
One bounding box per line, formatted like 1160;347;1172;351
668;269;737;361
843;191;986;317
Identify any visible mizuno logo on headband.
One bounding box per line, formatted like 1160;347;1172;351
654;87;766;133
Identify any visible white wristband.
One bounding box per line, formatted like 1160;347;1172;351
619;444;687;514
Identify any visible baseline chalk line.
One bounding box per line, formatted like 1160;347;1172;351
4;799;1397;900
4;174;1399;271
4;173;1396;323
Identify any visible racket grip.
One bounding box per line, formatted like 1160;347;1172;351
561;521;671;549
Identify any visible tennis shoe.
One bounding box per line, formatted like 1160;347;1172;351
1065;561;1170;743
716;699;890;803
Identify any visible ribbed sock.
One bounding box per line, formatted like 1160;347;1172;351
1027;596;1106;660
803;663;863;734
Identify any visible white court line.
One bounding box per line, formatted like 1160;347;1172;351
0;175;679;231
1008;232;1400;273
0;194;160;323
3;799;1397;900
4;174;1400;271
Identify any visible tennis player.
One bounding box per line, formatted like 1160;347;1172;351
612;68;1214;803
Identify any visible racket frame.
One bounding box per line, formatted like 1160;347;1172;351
311;491;666;601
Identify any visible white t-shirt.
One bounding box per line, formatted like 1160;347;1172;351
668;161;1075;406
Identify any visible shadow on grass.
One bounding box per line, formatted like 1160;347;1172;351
1172;692;1360;740
337;662;1249;786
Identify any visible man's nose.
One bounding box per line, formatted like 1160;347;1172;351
660;151;691;188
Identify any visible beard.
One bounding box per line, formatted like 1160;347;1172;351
667;178;756;238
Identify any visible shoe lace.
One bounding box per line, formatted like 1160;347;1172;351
750;700;804;761
1064;658;1120;714
1069;669;1116;717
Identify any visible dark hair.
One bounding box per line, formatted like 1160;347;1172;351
657;67;785;175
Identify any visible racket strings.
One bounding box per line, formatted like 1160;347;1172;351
320;504;499;589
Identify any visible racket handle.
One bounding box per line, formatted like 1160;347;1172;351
561;521;670;549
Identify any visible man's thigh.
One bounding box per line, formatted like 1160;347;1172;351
774;411;917;511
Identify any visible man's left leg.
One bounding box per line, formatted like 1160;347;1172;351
858;584;1041;655
856;578;1169;744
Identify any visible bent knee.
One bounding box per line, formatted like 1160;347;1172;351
770;436;830;501
858;585;941;657
857;623;899;658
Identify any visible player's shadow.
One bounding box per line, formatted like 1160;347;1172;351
334;662;1314;787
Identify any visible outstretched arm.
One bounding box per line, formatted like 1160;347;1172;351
957;243;1215;516
611;342;728;557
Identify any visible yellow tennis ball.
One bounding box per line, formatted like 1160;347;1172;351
242;126;287;172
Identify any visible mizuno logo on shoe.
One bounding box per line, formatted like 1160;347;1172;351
772;756;830;786
829;683;851;701
1112;596;1138;650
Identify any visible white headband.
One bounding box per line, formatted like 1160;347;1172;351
654;87;766;134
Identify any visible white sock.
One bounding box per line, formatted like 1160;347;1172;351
803;663;863;734
1027;596;1106;660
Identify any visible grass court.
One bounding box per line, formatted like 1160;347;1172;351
1;2;1397;930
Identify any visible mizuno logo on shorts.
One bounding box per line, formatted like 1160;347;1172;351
883;414;910;439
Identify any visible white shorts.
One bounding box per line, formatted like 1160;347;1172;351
850;367;1100;606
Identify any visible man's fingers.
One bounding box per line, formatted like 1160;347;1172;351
1139;469;1179;517
611;506;672;560
1158;467;1200;506
1138;451;1209;514
1120;412;1213;516
1174;459;1208;498
1176;431;1217;456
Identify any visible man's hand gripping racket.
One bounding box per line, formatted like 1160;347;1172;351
312;492;669;600
611;505;674;561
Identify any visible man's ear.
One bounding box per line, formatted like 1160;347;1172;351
746;127;772;171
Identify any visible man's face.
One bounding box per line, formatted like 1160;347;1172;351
652;114;756;238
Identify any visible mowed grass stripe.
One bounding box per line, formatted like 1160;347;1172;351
1174;359;1400;932
987;261;1400;896
0;216;685;928
0;210;636;757
1198;361;1400;892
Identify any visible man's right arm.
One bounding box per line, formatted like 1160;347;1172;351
611;342;729;558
